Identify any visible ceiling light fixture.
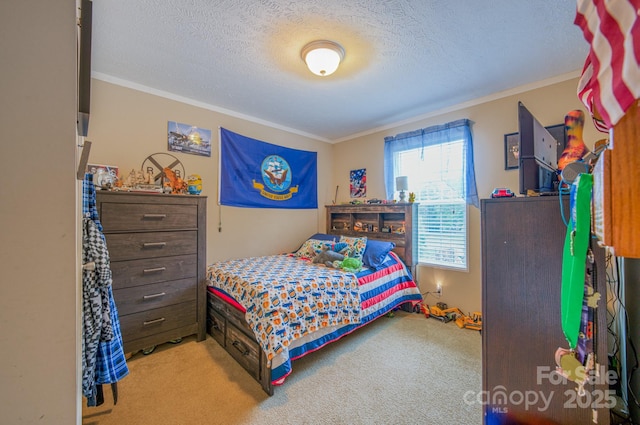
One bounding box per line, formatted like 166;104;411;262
301;40;345;77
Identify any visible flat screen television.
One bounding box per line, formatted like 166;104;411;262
518;101;566;195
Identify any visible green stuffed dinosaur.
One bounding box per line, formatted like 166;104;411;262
331;257;363;273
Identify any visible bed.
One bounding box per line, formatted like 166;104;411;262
205;233;422;395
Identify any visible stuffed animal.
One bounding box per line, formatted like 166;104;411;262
330;257;363;273
558;110;589;174
313;249;345;267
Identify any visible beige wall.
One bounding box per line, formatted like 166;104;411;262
89;76;605;316
332;77;602;313
0;0;79;423
87;79;334;262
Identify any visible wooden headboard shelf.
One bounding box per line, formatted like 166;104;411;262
325;203;418;269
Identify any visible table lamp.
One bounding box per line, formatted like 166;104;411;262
396;176;408;202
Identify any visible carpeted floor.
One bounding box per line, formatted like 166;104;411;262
82;311;482;425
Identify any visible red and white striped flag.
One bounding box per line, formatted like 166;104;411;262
575;0;640;130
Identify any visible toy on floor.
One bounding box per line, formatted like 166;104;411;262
419;302;482;331
456;311;482;332
422;302;463;323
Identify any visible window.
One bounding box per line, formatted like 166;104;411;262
384;119;478;270
396;141;467;268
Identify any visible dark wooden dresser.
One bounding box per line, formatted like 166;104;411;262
96;191;207;354
482;196;609;424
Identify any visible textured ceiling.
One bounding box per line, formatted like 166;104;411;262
91;0;588;142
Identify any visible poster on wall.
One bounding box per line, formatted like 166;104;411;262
167;121;212;157
350;168;366;198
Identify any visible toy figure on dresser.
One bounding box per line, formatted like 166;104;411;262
187;174;202;195
116;169;162;192
121;169;145;188
143;169;154;185
163;167;188;194
121;170;135;188
94;168;116;190
137;170;149;186
557;109;606;185
558;110;589;173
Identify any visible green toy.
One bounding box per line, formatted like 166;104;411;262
331;257;363;273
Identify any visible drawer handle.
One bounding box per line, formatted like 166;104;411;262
143;317;166;326
143;267;167;274
143;242;167;248
142;214;167;219
232;340;250;356
143;292;166;300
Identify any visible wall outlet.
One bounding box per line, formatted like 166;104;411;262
436;283;442;296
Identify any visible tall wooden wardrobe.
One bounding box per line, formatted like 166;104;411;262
481;196;609;424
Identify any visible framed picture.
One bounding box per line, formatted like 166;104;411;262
504;132;519;170
87;163;119;188
504;123;564;171
350;168;366;198
167;121;212;157
87;163;119;178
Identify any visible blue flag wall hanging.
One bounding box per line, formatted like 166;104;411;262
219;128;318;209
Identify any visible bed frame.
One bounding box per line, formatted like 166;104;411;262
206;231;417;395
206;289;274;394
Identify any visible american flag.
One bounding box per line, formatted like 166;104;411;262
575;0;640;131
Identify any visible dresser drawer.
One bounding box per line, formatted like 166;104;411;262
111;254;197;289
119;301;196;342
113;278;197;316
207;290;236;317
207;309;226;347
100;202;198;232
105;231;197;261
226;305;254;334
226;322;261;380
208;291;253;334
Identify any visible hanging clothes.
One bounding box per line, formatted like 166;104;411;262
81;216;113;402
82;173;128;407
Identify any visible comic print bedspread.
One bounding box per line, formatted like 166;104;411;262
206;254;362;364
207;251;422;386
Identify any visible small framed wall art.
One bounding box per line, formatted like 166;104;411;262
167;121;212;157
350;168;366;198
504;132;519;170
